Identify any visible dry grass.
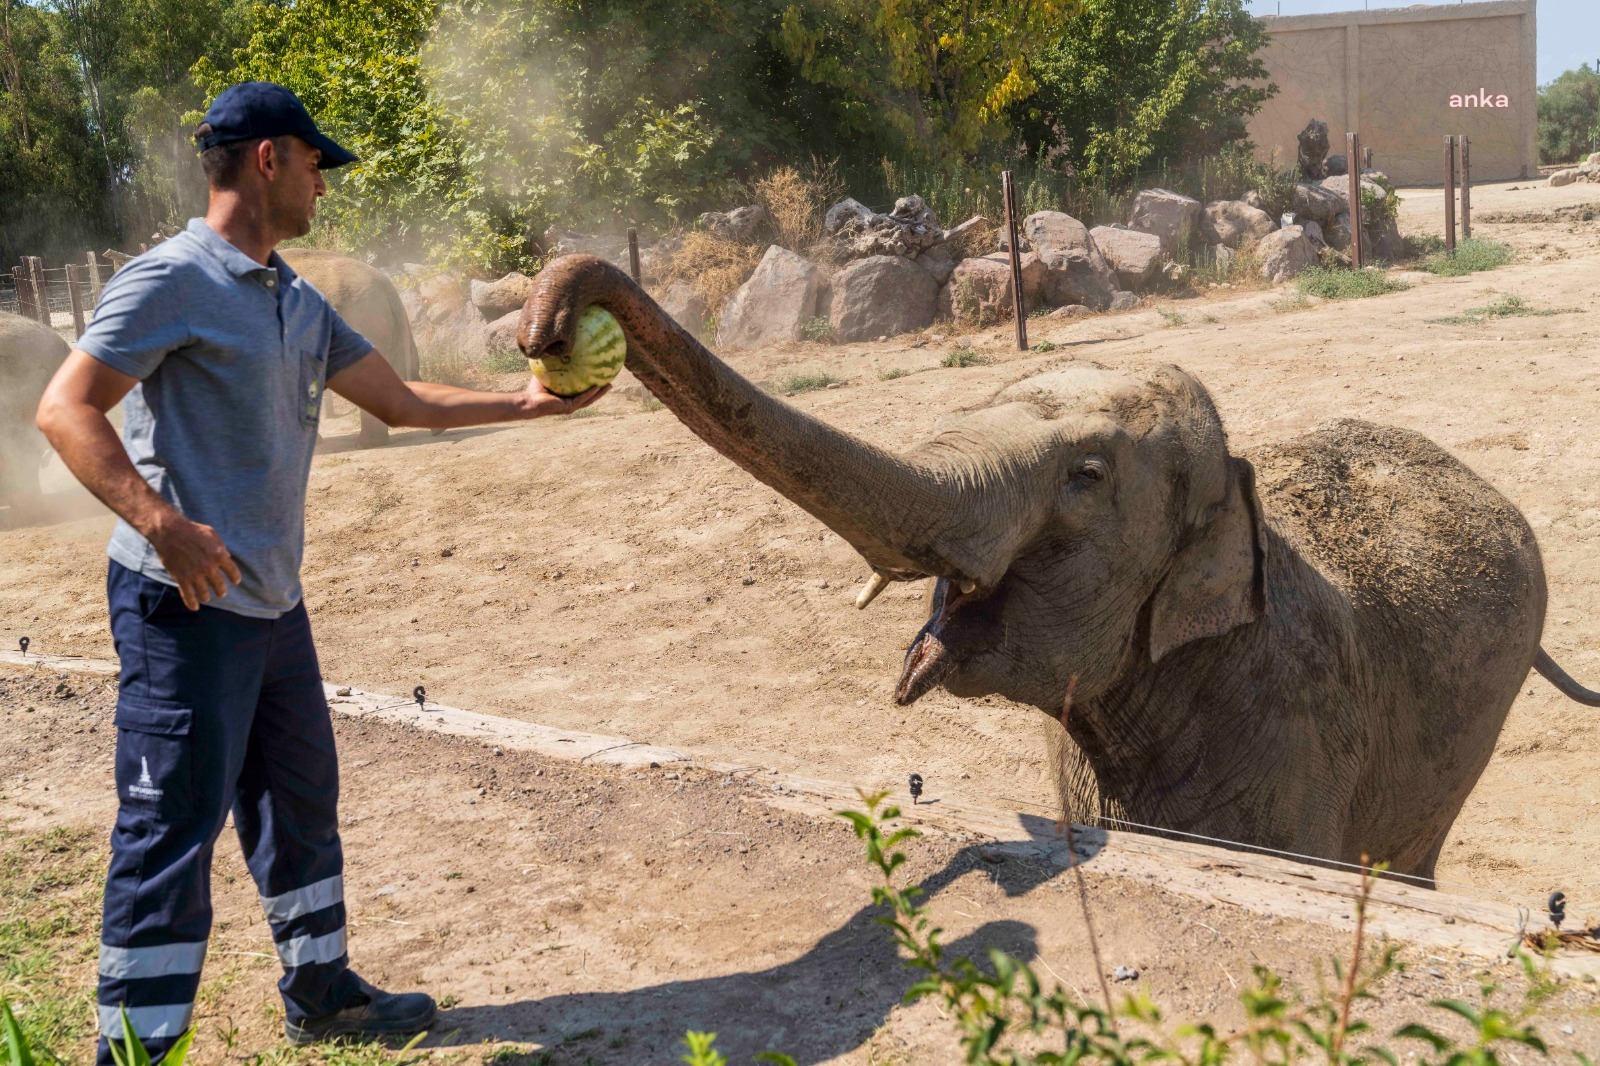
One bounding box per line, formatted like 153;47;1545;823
749;160;845;254
662;231;765;319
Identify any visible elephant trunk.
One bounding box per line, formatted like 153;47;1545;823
518;255;1005;585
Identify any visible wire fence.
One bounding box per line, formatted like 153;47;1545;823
5;256;118;340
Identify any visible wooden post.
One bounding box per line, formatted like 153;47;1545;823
27;257;50;328
1443;135;1457;254
66;264;87;338
626;227;641;284
85;250;102;305
1346;132;1363;270
1458;135;1472;241
1001;170;1028;351
13;265;35;321
1362;146;1373;172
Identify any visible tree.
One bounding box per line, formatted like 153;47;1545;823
776;0;1080;162
1022;0;1273;182
1538;64;1600;166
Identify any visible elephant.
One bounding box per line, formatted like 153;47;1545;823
519;254;1600;884
1;312;69;506
278;248;421;448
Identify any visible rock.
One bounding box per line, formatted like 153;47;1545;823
1549;168;1580;188
1371;217;1406;261
1326;153;1348;177
979;252;1048;307
1050;304;1092;319
1108;291;1141;312
1112;965;1140;982
824;198;876;234
1326;211;1353;251
1242;190;1268;211
415;273;467;324
943;215;994;258
1201;200;1277;249
913;243;957;287
938;257;1014;325
1579;160;1600;180
1290;182;1345;226
1589;152;1600;166
1021;211;1119;310
828;255;939;342
484;309;523;357
1298;118;1330;180
469;271;535;319
698;205;768;243
335;687;352;696
1203;243;1236;271
1301;220;1328;253
1126;188;1202;254
717;245;827;348
1090;225;1165;291
1257;225;1316;282
656;279;708;339
889;194;939;232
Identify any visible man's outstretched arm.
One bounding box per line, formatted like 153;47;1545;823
36;351;242;610
327;349;607;430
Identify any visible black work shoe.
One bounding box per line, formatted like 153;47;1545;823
285;976;437;1045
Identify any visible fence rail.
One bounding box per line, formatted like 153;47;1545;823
6;253;116;340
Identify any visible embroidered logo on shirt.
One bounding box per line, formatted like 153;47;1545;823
129;757;164;801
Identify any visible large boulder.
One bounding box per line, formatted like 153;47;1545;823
485;309;523;358
469;271;535;320
828;195;944;259
717;245;826;349
1201;201;1277;249
414;272;468;325
1021;211;1119;310
1549;168;1581;188
656;280;708;339
1298;118;1330;181
1290;182;1345;226
1090;226;1164;291
698;205;768;243
913;243;957;287
1126;189;1201;253
828;255;939;342
1257;225;1316;282
980;252;1048;307
943;215;994;259
824;198;875;234
939;257;1018;325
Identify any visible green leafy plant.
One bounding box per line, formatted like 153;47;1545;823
1295;266;1409;301
1419;239;1513;277
798;317;835;344
1429;293;1584;326
941;348;991;368
773;370;844;395
1157;308;1185;327
482;347;530;374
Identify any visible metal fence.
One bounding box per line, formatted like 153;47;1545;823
7;254;118;341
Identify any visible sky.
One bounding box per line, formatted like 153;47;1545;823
1242;0;1597;84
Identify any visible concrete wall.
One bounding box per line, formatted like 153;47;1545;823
1249;1;1537;185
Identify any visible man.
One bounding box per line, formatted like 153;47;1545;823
35;82;604;1063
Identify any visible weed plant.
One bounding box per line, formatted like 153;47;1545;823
1296;267;1410;301
1419;239;1512;277
773;370;844;395
941;348;992;368
1429;294;1583;326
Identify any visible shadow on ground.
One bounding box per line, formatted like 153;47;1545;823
429;838;1087;1064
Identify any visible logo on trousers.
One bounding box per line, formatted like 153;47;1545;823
128;756;164;801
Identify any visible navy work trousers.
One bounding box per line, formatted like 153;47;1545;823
97;561;358;1064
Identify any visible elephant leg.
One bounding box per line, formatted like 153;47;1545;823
0;434;45;507
357;409;390;448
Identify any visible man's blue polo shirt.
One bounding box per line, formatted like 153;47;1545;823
76;218;374;618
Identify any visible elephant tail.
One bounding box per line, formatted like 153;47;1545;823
1534;648;1600;707
384;280;422;381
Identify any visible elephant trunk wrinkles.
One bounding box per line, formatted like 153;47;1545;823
518;254;1011;584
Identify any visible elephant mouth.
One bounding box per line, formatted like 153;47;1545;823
895;578;980;705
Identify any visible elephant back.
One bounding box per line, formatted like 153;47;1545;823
0;311;69;422
280;249;420;380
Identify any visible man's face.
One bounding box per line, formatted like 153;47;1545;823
263;136;326;239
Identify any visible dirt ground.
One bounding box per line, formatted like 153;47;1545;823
3;178;1599;939
6;665;1600;1064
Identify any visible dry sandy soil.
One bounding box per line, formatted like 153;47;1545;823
3;181;1600;1041
6;665;1600;1064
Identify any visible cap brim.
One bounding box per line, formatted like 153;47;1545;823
306;130;358;170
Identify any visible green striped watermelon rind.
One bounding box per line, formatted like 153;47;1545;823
529;305;626;396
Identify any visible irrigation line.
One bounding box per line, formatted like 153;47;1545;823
988;791;1545;916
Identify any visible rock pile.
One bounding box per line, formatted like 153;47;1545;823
1549;153;1600;187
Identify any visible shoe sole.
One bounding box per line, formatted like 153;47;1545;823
285;1009;438;1046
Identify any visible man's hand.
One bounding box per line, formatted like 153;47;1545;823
147;512;243;610
521;379;610;418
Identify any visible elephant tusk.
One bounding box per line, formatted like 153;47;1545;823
959;579;977;595
855;570;892;610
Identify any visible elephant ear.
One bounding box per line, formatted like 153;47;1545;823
1147;457;1268;663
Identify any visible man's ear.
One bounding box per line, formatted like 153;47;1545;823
1147;457;1268;662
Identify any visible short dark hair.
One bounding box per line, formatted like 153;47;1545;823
194;125;291;188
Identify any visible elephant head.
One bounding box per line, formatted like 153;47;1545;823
520;256;1268;715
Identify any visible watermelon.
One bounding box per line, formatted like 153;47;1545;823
529;305;626;396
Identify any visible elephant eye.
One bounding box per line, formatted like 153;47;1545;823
1071;457;1108;485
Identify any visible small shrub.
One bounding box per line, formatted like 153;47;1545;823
774;370;844;395
663;231;764;315
1032;340;1060;352
483;347;529;374
640;394;665;412
941;348;991;368
880;366;917;380
1429;293;1583;325
1419;238;1512;277
1199;313;1218;324
1157;308;1186;327
799;316;834;343
1405;233;1448;259
749;160;844;253
1271;291;1312;313
1295;266;1409;300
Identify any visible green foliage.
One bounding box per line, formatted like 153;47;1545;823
1428;294;1583;326
1295;267;1409;301
1418;239;1512;278
799;316;834;343
942;348;991;368
1157;308;1185;326
1023;0;1274;183
1361;172;1400;230
1537;64;1600;165
773;370;844;395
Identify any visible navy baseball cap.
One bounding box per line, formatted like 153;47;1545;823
195;81;358;170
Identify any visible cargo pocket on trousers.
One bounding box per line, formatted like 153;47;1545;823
297;347;327;429
114;698;195;817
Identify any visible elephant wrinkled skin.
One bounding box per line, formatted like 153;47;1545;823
280;249;421;447
1;312;70;505
520;254;1597;883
